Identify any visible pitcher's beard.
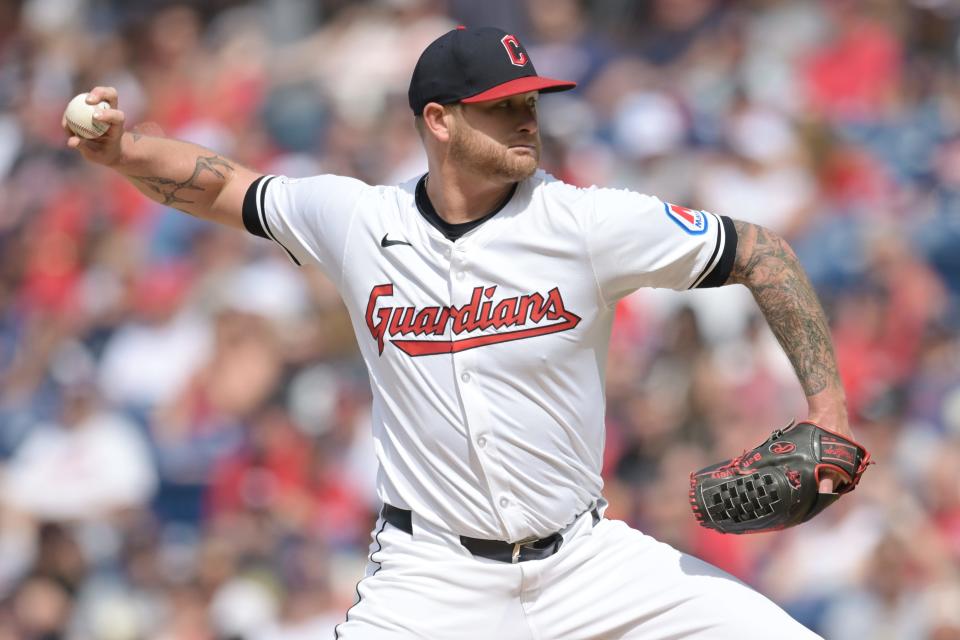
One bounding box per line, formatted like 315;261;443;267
449;125;539;182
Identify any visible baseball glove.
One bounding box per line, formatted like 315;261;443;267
689;421;871;534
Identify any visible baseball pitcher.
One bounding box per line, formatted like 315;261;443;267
67;26;868;640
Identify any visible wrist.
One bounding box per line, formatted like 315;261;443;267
111;131;136;170
806;388;850;434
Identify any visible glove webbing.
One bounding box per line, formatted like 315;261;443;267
705;472;781;524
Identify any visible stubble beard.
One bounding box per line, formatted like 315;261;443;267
449;124;540;182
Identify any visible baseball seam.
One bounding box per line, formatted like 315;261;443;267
67;118;108;138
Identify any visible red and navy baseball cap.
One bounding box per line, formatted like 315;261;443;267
408;26;576;115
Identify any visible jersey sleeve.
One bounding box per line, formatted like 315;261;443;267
241;174;369;274
585;187;737;304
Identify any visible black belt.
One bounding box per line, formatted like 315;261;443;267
381;503;600;564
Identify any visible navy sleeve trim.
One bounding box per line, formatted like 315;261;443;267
242;176;269;239
242;175;302;266
695;215;738;289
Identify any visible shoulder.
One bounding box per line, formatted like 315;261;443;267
272;173;373;195
524;171;596;220
251;173;376;214
530;171;662;214
382;174;421;205
531;170;594;201
266;174;395;218
351;174;420;219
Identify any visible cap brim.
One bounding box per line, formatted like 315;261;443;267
461;76;577;104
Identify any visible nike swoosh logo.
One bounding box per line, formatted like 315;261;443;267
381;233;413;248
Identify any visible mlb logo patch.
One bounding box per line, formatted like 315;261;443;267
664;203;708;235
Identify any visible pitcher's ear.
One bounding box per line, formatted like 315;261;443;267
421;102;456;143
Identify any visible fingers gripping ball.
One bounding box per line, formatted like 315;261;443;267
64;93;110;139
689;421;871;534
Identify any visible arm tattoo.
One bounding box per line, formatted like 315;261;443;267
131;155;233;208
728;220;841;397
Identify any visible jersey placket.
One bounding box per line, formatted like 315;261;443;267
448;242;522;542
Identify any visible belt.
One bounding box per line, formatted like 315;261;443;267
381;503;600;564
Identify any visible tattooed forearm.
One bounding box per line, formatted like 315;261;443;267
131;155;233;208
728;220;841;397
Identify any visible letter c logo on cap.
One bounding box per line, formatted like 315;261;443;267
501;35;528;67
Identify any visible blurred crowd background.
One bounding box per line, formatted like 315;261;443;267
2;0;960;637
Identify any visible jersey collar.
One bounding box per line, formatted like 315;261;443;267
414;174;518;242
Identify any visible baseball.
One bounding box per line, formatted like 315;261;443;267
63;93;110;139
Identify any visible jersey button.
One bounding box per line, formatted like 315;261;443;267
499;496;510;508
460;372;471;383
476;435;487;448
455;271;465;280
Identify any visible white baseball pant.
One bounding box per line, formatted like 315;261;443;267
334;506;821;639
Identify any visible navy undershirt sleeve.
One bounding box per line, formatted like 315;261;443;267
242;175;269;239
695;215;738;289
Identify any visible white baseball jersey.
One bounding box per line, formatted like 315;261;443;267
242;169;737;543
